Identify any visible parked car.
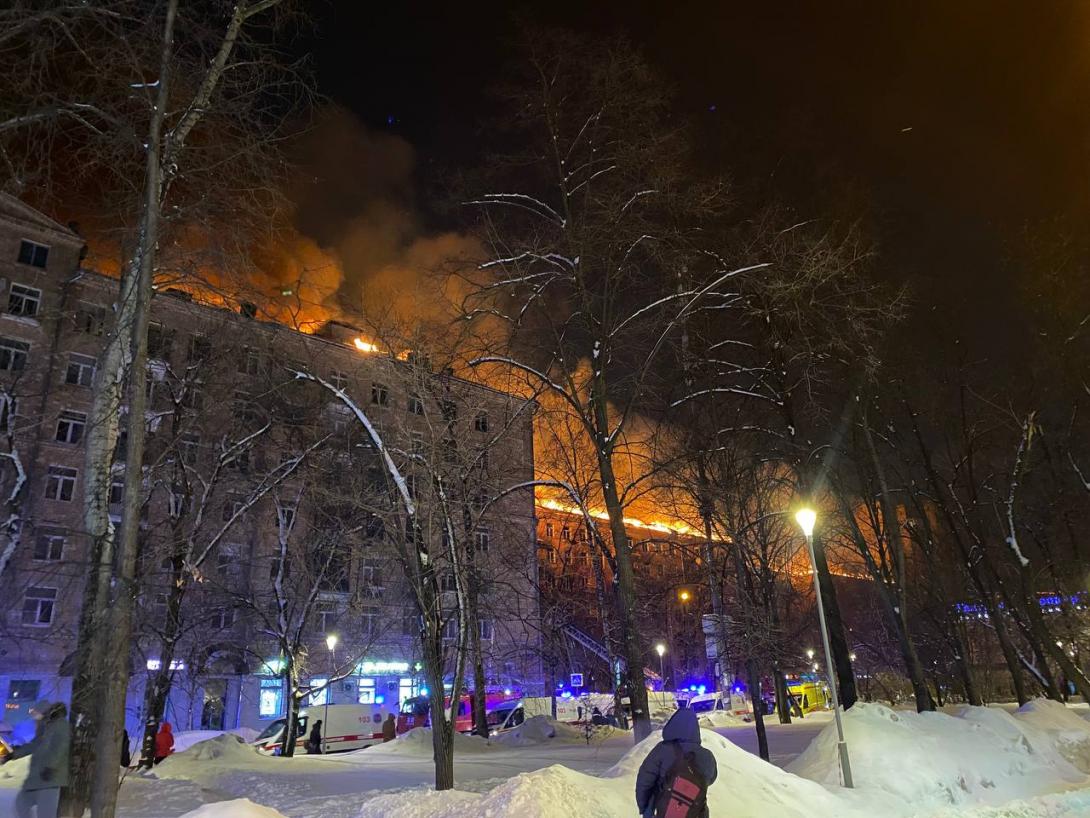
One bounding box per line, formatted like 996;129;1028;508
487;702;526;734
253;703;395;755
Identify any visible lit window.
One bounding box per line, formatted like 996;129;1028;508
8;284;41;317
65;353;95;386
22;586;57;626
357;677;376;704
0;337;29;372
45;466;77;501
259;678;284;718
55;410;86;444
308;678;329;707
17;240;48;268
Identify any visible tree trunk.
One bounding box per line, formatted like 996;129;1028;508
950;620;982;706
809;532;857;709
746;659;769;761
700;500;733;703
139;549;188;768
423;624;455;789
773;665;792;724
282;660;300;758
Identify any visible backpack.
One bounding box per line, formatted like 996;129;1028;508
652;743;708;818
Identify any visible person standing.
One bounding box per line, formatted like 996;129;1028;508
154;722;175;764
382;713;397;742
120;728;131;768
307;719;323;754
1;701;69;818
635;708;717;818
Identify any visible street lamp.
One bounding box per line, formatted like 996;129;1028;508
655;643;667;707
796;507;854;788
324;634;338;753
806;648;815;661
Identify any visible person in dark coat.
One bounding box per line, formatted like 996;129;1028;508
2;701;69;818
635;708;717;818
307;719;323;754
154;722;174;764
382;713;397;742
120;728;131;768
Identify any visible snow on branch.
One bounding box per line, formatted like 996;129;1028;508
1004;414;1034;568
292;369;416;517
464;193;567;228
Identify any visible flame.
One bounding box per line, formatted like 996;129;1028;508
354;338;380;353
536;498;701;538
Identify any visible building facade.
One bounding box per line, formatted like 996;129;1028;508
0;195;541;737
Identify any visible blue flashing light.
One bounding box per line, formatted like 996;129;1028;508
375;695;385;705
504;688;512;696
420;687;429;696
689;685;697;692
560;691;573;699
697;685;706;695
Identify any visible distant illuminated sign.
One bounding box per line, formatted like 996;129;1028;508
146;659;185;671
570;673;584;688
356;660;410;675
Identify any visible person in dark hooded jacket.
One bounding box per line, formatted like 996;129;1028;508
635;708;717;818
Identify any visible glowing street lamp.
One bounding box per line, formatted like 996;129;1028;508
324;634;338;752
795;507;854;788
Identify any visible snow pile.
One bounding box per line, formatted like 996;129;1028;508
1010;700;1090;772
364;727;492;756
698;710;750;729
179;799;287;818
155;734;270;779
357;726;864;818
493;716;585;746
171;729;254;754
789;702;1088;811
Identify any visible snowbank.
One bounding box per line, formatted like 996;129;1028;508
698;710;750;729
1012;699;1090;772
493;716;586;747
170;728;260;754
362;727;493;756
356;726;865;818
789;702;1090;811
179;799;287;818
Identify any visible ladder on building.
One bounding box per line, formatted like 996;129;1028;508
561;624;661;682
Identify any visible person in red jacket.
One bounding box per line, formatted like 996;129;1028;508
154;722;174;765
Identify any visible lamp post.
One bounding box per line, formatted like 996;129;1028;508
796;508;854;788
655;643;667;708
324;634;338;753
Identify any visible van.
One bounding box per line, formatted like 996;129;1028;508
487;701;526;734
253;702;396;755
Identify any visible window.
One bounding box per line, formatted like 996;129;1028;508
440;573;457;592
210;608;235;630
239;347;264;376
0;393;14;434
55;410;86;444
108;480;124;505
474;529;490;554
45;466;76;501
277;505;296;531
560;526;570;542
8;284;42;317
178;433;200;465
17;240;49;269
33;530;65;561
74;302;106;335
440;400;457;423
545;522;554;538
442;616;460;641
188;335;212;362
65;353;95;386
329;371;348;391
259;678;284;718
316;601;337;633
21;586;56;626
308;678;330;707
147;323;173;360
546;547;557;565
361;559;384;595
0;337;29;372
479;619;494;641
407;394;424;415
217;545;238;571
8;680;41;705
357;678;376;704
371;382;388;406
409;431;425;453
474;412;489;433
222;498;245;522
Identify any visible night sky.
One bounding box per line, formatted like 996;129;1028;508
306;0;1090;353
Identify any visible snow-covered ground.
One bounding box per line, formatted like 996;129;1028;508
2;701;1089;817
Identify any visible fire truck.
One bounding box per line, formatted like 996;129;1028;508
398;690;519;734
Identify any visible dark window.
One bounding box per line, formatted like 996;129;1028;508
17;240;48;269
8;284;41;317
188;335;212;362
33;531;65;561
22;586;56;625
239;347;264;376
74;302;107;335
371;382;388;406
474;529;490;553
65;352;95;386
55;410;86;444
479;619;493;640
329;371;348;391
108;480;124;505
147;324;173;360
474;412;489;433
407;394;424;415
0;337;29;371
440;400;457;423
178;433;200;464
45;466;77;501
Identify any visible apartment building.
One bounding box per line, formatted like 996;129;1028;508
0;195;542;736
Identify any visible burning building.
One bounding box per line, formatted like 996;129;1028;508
0;195;542;736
